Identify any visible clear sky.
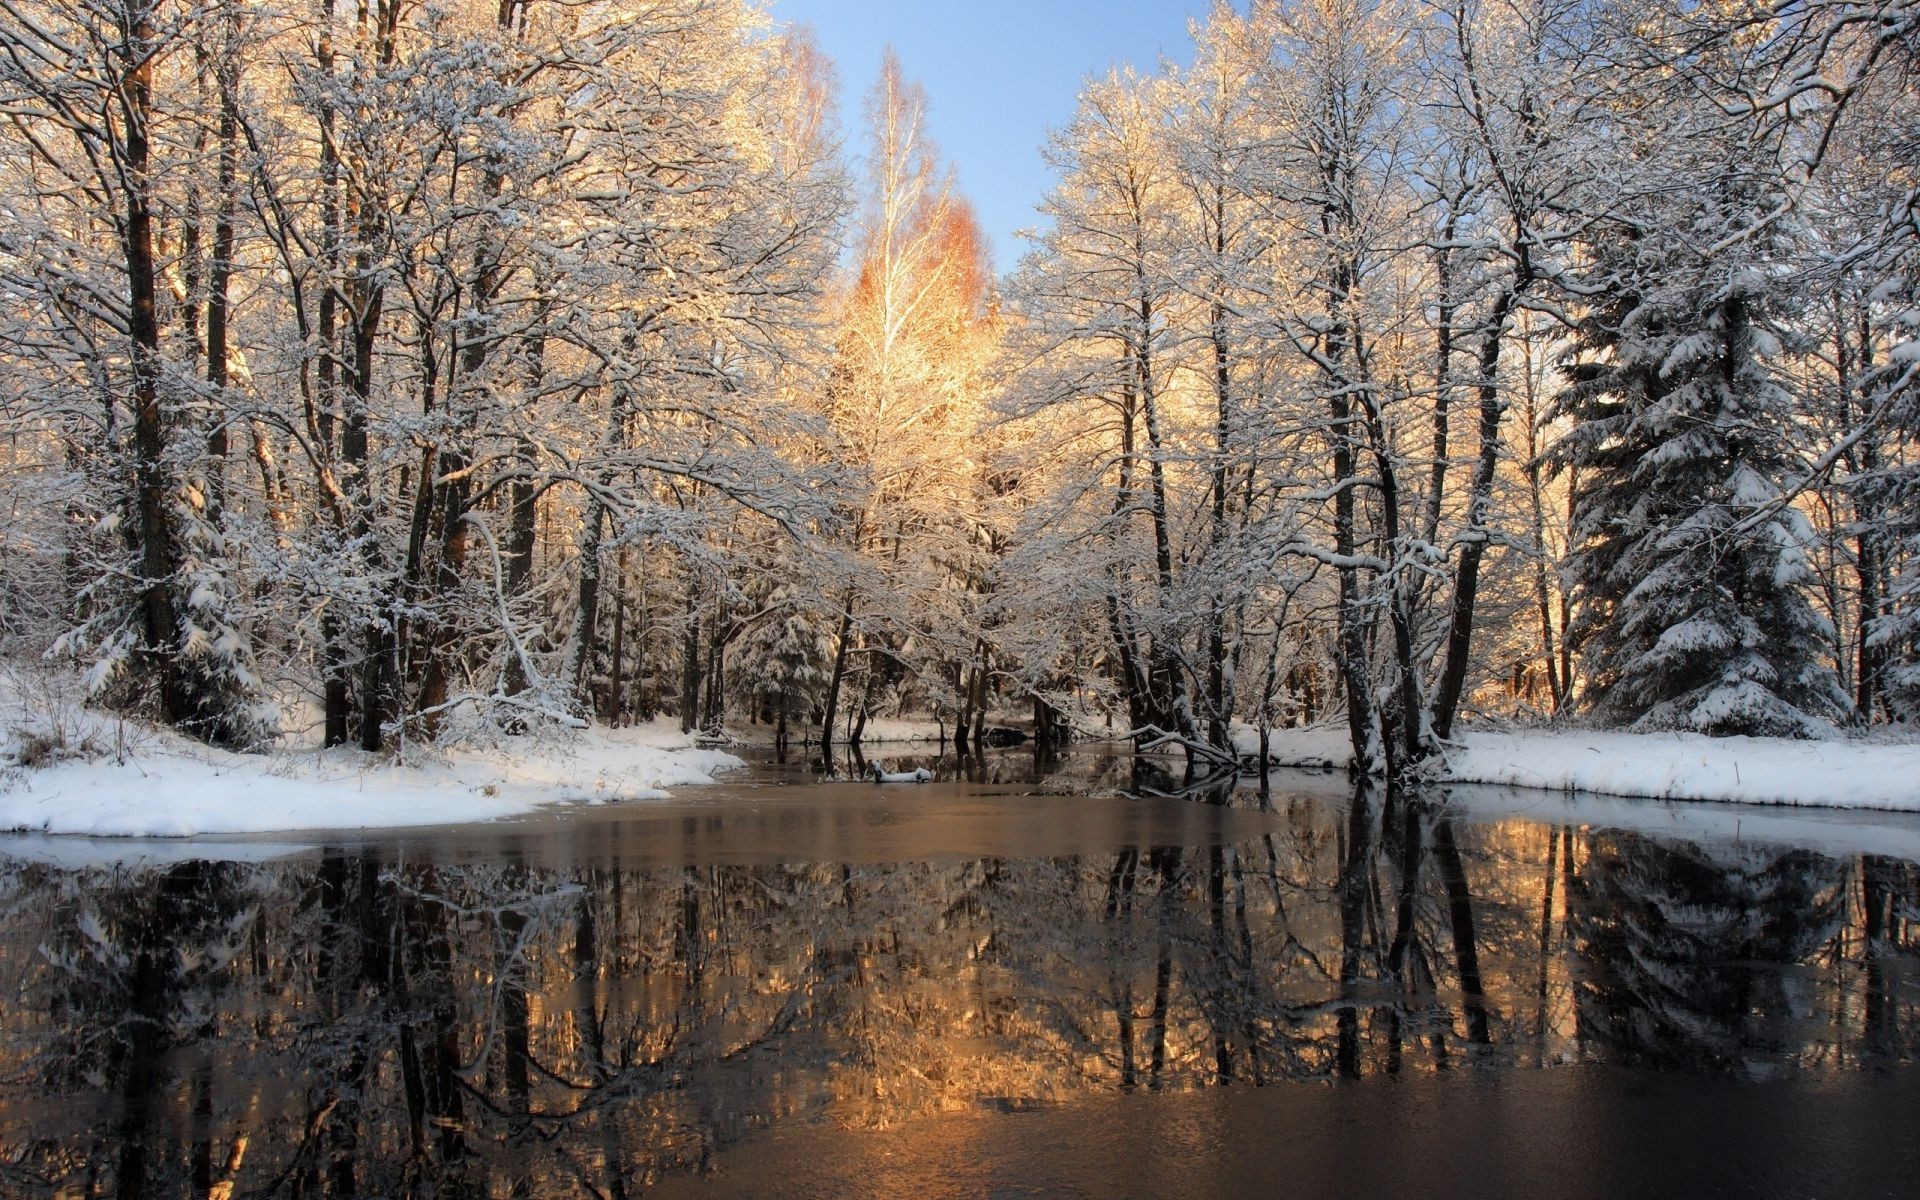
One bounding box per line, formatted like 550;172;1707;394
772;0;1211;276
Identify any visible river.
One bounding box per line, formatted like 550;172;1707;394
1;745;1916;1197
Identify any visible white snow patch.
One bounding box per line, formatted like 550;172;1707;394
1230;723;1356;769
0;715;744;838
1441;729;1920;809
728;715;962;747
1239;724;1920;811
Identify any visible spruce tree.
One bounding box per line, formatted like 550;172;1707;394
1549;165;1848;738
734;583;833;748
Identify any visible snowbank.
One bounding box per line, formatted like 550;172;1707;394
729;715;960;747
0;717;744;838
1240;724;1920;811
1230;724;1352;770
1443;729;1920;809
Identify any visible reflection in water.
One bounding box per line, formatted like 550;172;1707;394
0;770;1917;1197
1567;834;1844;1068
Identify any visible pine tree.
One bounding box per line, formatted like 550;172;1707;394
1549;163;1848;737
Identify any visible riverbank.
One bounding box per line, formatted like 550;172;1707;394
1243;725;1920;810
0;705;743;837
727;714;948;747
7;666;1919;836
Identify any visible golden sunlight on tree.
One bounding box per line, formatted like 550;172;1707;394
816;50;1004;756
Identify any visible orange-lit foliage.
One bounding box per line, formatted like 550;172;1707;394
817;51;1005;731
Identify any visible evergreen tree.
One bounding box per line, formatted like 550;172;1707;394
1549;162;1849;737
733;583;833;750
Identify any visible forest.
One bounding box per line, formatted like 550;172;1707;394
0;0;1916;778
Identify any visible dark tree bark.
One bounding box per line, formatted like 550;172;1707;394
819;589;855;765
118;0;188;729
1432;269;1529;742
571;500;607;708
608;552;627;728
347;0;404;752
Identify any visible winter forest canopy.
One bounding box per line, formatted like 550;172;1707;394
0;0;1917;777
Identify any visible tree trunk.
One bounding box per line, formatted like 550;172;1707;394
203;31;239;518
702;612;726;734
569;501;606;712
1857;532;1883;719
970;640;989;747
1432;277;1526;741
121;0;187;728
850;660;872;748
1425;209;1460;552
322;612;352;748
678;581;701;735
955;661;974;755
607;551;626;729
315;2;350;747
348;1;400;753
1358;385;1423;771
1138;330;1192;742
1330;372;1375;769
1852;313;1884;721
819;590;855;764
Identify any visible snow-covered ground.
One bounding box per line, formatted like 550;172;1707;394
0;712;743;838
729;714;1003;747
1229;724;1353;770
1442;729;1920;808
1239;724;1920;811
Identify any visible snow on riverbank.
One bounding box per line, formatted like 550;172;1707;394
0;717;744;838
1230;725;1353;770
727;715;951;746
1243;724;1920;810
1442;730;1920;808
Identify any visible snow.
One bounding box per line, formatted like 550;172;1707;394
1239;723;1920;811
1229;723;1355;770
1441;729;1920;809
851;717;949;744
0;716;744;838
10;682;1920;842
728;715;955;747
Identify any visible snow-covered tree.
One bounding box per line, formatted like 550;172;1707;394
0;0;846;753
1550;154;1849;736
0;0;272;747
817;51;1000;754
733;580;834;752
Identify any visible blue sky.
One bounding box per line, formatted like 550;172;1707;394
772;0;1211;275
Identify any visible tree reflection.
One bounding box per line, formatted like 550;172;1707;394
1566;832;1843;1069
0;781;1916;1196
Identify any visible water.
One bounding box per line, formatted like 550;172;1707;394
2;747;1917;1198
